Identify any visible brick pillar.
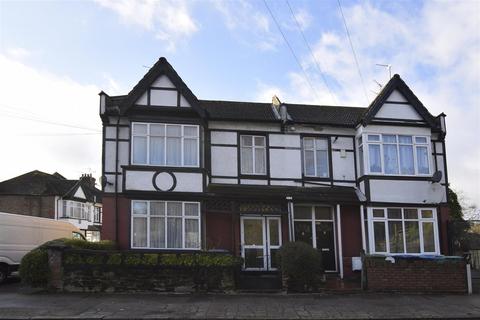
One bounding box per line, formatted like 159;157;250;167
47;245;65;291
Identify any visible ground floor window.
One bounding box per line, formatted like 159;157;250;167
293;205;337;271
367;207;439;254
131;200;201;250
86;230;101;242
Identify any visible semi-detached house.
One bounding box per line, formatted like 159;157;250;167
99;57;449;280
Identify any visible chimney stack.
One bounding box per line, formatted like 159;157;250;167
80;173;96;188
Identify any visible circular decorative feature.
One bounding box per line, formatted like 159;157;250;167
152;171;177;192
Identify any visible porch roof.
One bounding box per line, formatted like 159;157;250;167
207;184;361;204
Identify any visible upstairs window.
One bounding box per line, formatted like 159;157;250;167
363;134;430;175
240;135;266;175
62;201;91;220
303;137;329;178
132;123;199;167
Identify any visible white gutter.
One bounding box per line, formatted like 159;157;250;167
336;204;344;279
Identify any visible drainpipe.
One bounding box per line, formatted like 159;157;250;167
336;204;344;279
113;107;121;244
286;196;293;241
360;205;366;251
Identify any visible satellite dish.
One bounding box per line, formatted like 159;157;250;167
430;171;442;183
100;175;113;188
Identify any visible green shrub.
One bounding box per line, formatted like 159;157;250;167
19;249;49;287
277;242;323;292
106;253;122;265
159;253;242;268
62;239;117;250
64;253;84;265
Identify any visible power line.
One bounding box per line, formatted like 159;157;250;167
285;0;337;104
263;0;322;102
336;0;369;105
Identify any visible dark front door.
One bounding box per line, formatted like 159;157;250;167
315;221;336;271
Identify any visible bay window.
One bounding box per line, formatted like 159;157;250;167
131;200;201;250
359;134;430;175
368;207;439;254
62;200;92;220
240;135;266;175
303;137;329;178
132;122;199;167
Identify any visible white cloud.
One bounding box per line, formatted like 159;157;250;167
213;0;280;51
0;54;102;183
5;47;31;60
255;1;480;205
95;0;198;51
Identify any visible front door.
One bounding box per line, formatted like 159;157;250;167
241;216;282;271
315;221;336;271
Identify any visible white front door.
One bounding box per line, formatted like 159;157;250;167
240;216;282;271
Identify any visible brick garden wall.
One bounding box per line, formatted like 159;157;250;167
364;255;467;293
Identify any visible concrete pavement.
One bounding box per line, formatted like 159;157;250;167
1;278;480;319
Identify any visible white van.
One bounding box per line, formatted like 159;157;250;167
0;211;84;283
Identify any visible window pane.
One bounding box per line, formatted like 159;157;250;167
405;221;420;253
372;209;385;218
241;135;252;147
149;136;165;165
382;135;397;143
369;144;382;173
244;219;263;245
304;150;315;176
167;217;182;248
359;145;364;176
383;144;399;174
133;201;147;215
133;136;147;164
254;136;265;147
294;206;312;219
303;138;314;149
166;125;181;137
150;124;165;136
294;221;313;246
184;126;197;137
167;202;182;216
150;217;165;248
387;208;402;219
399;145;414;174
150;202;165;216
185;203;199;216
166;137;181;165
254;147;266;174
269;219;280;246
404;208;418;219
241;147;253;173
416;146;429;174
399;135;412;144
367;135;380;142
183;138;198;166
374;221;387;252
132;123;147;135
316;150;329;177
422;222;435;252
132;217;147;247
315;138;328;150
315;207;332;220
421;210;433;219
415;137;427;144
185;219;200;248
388;221;404;253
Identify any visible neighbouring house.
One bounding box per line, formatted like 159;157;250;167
0;171;102;241
99;57;449;281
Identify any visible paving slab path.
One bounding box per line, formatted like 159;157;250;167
1;280;480;319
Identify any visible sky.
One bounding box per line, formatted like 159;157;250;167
0;0;479;208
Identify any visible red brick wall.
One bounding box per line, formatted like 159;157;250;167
0;195;56;219
340;205;362;278
205;212;234;252
438;204;450;254
101;195;130;249
365;256;467;293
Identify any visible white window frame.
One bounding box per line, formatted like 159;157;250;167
292;205;337;272
62;200;91;220
130;200;201;250
240;135;266;175
367;207;440;255
302;137;330;178
131;122;200;167
359;133;431;176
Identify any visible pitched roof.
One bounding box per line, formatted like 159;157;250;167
207;184;360;204
200;100;278;122
362;74;437;127
285;103;366;127
0;170;101;203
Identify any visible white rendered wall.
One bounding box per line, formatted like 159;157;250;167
124;170;203;193
269;149;302;179
211;131;237;145
375;103;423;120
211;146;237;177
369;180;447;204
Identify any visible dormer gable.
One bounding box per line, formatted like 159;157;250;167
74;186;86;199
362;74;437;128
119;57;206;117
